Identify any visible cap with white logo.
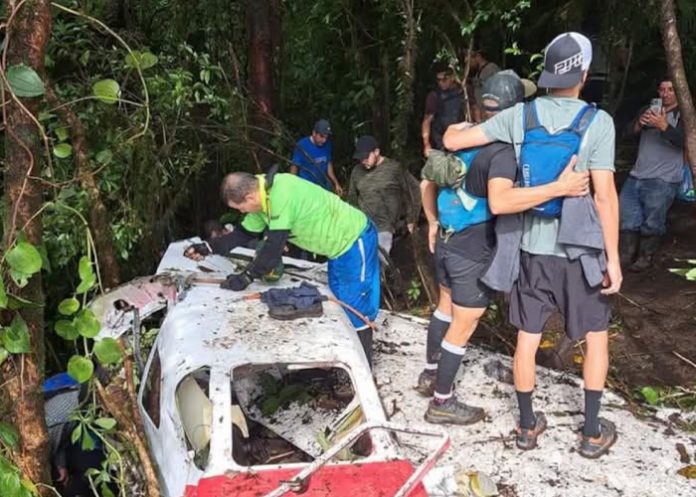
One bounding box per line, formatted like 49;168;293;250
538;32;592;89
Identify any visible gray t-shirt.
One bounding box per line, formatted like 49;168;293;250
480;95;616;257
631;109;683;183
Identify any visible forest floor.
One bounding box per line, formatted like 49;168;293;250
389;198;696;404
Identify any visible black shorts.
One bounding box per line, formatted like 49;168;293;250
509;252;611;340
434;237;492;308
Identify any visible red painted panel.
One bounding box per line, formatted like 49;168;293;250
182;460;428;497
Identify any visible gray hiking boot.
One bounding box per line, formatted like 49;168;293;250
414;369;437;397
424;396;485;426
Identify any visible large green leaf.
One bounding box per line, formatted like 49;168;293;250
6;64;45;97
0;347;8;366
93;338;121;365
94;417;117;431
58;297;80;316
125;50;158;70
0;273;7;309
55;320;79;340
5;241;42;276
0;470;21;497
0;422;19;448
78;256;94;281
67;355;94;383
75;308;100;338
76;274;96;295
53;143;73;159
2;315;31;354
92;79;120;104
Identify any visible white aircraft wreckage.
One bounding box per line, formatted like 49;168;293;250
92;239;696;497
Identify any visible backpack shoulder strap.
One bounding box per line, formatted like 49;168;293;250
570;104;599;136
523;101;541;132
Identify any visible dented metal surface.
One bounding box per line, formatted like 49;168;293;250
96;239;441;497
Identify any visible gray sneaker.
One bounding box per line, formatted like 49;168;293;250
414;369;437;397
424;396;485;426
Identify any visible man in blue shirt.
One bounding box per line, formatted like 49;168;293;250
290;119;344;195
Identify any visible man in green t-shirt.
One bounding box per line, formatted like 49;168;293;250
184;170;380;364
444;33;621;459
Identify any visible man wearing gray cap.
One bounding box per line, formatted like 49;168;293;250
290;118;343;195
417;70;589;426
443;33;620;458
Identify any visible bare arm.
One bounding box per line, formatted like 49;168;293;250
488;156;589;215
442;124;491;151
420;179;439;253
590;170;623;295
327;162;343;195
422;114;434;156
591;169;622;294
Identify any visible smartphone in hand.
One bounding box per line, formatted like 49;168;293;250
650;98;662;114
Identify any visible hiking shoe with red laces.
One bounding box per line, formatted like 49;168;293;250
578;417;617;459
515;411;547;450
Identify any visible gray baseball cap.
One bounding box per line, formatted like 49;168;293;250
313;118;332;136
481;70;525;112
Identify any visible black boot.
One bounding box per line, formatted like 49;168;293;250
630;236;661;272
619;231;640;267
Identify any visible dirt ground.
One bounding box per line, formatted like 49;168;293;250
390;199;696;395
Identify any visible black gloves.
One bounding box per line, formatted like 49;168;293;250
184;242;211;257
221;271;254;291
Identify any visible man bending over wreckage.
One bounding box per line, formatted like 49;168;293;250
184;168;380;365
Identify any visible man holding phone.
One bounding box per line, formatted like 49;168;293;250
619;78;684;271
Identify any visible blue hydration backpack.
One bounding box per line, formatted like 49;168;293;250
520;101;598;217
437;148;493;233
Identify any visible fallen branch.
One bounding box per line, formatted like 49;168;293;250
672;350;696;369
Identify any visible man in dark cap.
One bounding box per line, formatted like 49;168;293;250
348;135;421;259
417;70;590;427
290;118;343;194
443;33;620;458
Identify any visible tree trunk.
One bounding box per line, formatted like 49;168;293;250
660;0;696;174
1;0;52;490
392;0;418;153
246;0;280;170
44;87;122;289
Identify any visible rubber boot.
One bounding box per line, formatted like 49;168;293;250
619;231;640;267
630;236;661;272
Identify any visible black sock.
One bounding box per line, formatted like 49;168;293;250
516;390;536;429
426;310;451;365
357;327;373;367
434;340;466;398
583;389;603;437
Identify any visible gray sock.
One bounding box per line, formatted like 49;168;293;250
434;340;466;398
426;310;451;366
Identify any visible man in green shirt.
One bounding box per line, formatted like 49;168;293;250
185;170;380;364
348;135;421;259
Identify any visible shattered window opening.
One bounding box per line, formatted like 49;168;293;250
231;364;373;467
175;368;212;470
141;348;161;428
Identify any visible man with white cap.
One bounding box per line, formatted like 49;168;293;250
443;33;621;458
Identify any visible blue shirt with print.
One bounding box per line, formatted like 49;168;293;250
291;136;333;190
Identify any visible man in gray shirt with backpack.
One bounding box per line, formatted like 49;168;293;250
444;32;622;459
